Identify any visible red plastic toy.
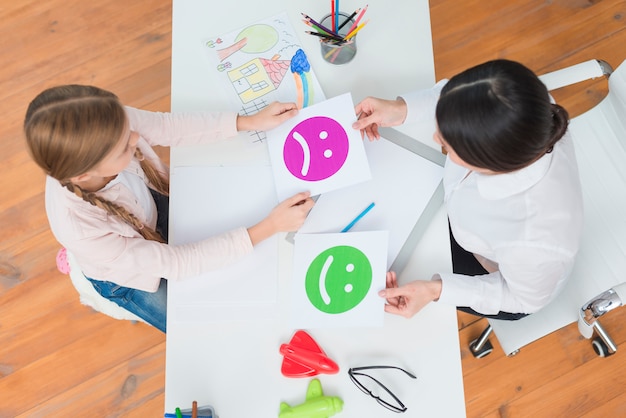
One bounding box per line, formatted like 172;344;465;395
279;330;340;377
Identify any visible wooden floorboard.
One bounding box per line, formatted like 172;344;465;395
1;0;625;416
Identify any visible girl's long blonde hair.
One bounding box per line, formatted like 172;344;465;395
24;85;169;242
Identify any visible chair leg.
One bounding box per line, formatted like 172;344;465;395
469;324;494;358
591;320;617;357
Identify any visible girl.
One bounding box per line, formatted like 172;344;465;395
352;60;583;320
24;84;315;332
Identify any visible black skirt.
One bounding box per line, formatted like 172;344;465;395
449;223;528;321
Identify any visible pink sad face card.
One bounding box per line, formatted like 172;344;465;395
267;93;371;200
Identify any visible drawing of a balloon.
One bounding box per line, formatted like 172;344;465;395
217;24;279;61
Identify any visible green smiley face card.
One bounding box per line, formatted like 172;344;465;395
292;231;388;328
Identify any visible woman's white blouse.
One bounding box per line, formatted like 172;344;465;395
401;83;583;314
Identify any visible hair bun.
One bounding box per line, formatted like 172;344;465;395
548;103;569;152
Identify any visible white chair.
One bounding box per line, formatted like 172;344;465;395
469;59;626;358
57;248;146;323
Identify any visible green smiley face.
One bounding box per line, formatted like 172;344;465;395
305;245;373;314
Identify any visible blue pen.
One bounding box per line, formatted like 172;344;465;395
341;202;375;232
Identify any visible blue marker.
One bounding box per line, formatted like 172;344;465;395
164;413;212;418
341;202;375;232
165;404;215;418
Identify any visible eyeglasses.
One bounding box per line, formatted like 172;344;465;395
348;365;417;413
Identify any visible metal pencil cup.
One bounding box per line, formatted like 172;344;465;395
319;12;357;65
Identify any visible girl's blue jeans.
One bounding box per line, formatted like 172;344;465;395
85;188;170;333
86;277;167;332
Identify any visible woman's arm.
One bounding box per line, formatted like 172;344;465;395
378;271;442;318
437;246;575;315
352;80;447;141
352;97;408;140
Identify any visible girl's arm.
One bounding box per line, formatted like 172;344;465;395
247;191;314;246
236;101;298;132
125;101;298;148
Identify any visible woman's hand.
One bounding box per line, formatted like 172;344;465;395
236;101;298;132
378;271;442;318
352;97;408;140
247;191;314;245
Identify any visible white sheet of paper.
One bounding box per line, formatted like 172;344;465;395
299;136;444;269
266;93;372;200
168;164;279;323
291;231;388;328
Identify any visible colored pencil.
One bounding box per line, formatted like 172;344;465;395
306;30;344;42
341;202;375;232
344;19;369;41
301;13;336;36
335;0;339;33
345;4;368;36
337;8;360;31
302;19;335;36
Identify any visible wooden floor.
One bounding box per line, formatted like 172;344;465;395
1;0;625;416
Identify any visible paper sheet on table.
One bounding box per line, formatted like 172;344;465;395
266;93;371;201
168;164;279;323
298;135;445;269
291;231;388;328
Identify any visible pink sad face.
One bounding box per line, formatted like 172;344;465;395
283;116;349;181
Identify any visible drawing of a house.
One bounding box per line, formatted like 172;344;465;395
227;57;290;103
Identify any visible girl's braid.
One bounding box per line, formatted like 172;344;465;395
63;182;165;243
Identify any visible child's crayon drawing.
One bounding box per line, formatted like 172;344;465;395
290;49;314;108
205;13;325;143
239;98;271;143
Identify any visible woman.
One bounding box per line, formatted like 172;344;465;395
353;60;583;320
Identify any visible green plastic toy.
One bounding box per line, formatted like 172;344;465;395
279;379;343;418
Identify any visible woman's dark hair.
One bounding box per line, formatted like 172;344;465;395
435;59;569;172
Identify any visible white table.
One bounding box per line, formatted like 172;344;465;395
166;1;466;416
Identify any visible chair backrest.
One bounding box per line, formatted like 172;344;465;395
66;250;146;323
567;62;626;304
488;60;626;355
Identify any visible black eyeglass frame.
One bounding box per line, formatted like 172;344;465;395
348;365;417;413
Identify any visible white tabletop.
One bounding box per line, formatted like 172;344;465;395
166;1;466;417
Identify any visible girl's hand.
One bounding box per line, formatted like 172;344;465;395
378;271;442;318
247;191;314;245
236;101;298;132
266;191;315;232
352;97;408;140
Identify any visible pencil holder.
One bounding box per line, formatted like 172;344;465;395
319;12;357;65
